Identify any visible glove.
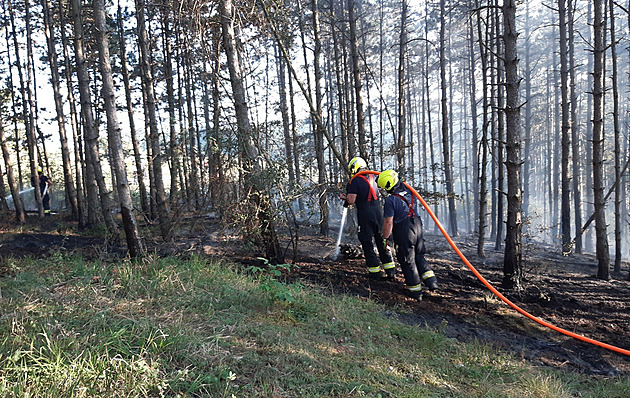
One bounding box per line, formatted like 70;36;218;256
340;193;349;208
382;238;390;251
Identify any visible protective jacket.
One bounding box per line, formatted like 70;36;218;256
383;184;437;292
347;173;394;274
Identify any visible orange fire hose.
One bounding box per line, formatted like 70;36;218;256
356;170;630;356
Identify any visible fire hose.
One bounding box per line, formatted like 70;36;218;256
356;170;630;357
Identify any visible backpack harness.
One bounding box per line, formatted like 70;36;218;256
354;174;378;202
392;190;416;218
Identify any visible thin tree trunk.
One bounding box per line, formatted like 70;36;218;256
494;1;503;248
159;7;180;209
311;0;329;236
220;0;280;258
592;0;610;280
135;0;171;239
568;0;582;254
0;117;25;222
397;0;407;171
609;0;622;272
8;0;42;217
440;0;457;236
468;11;479;231
59;6;88;227
117;2;149;216
94;0;141;257
347;0;367;159
477;1;489;258
42;0;79;220
502;0;523;289
275;43;296;188
71;0;118;234
559;0;572;253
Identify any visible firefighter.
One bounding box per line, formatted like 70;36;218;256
36;166;52;216
378;169;438;301
340;157;395;279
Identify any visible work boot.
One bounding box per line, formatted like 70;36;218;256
385;268;396;280
367;271;386;280
408;290;423;302
425;276;439;291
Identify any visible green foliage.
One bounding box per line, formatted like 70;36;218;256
0;255;627;397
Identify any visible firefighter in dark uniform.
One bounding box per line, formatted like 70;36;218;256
378;169;438;301
36;167;52;216
341;157;395;278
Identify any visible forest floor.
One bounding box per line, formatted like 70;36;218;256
1;214;629;377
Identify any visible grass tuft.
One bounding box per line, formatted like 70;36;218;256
0;254;627;397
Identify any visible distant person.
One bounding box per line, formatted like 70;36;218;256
340;157;395;279
378;169;438;301
35;166;52;216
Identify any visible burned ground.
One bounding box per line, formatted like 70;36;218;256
1;216;629;377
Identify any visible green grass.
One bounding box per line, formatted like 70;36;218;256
0;254;627;397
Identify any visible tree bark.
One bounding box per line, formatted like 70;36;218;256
592;0;610;280
558;0;572;254
117;2;149;216
609;0;622;272
347;0;367;159
397;0;407;171
220;0;280;258
568;0;582;254
135;0;171;239
94;0;142;257
440;0;457;236
476;1;489;258
311;0;329;236
42;0;79;220
0;116;25;222
502;0;523;289
71;0;118;234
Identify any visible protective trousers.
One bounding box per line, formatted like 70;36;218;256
392;215;436;292
357;203;394;274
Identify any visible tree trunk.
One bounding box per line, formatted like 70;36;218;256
117;2;149;216
476;1;490;258
522;1;532;220
397;0;407;171
568;0;582;254
8;0;42;217
468;11;479;232
347;0;367;159
42;0;79;220
159;7;180;210
59;5;87;227
0;117;25;222
220;0;280;258
609;0;621;272
311;0;329;236
275;43;296;188
94;0;142;257
135;0;171;239
70;0;118;234
440;0;457;236
494;1;503;248
592;0;610;280
558;0;572;254
502;0;523;289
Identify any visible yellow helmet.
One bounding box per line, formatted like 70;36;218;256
37;166;43;174
348;156;367;175
377;169;399;191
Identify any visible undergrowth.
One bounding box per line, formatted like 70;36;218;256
0;253;627;397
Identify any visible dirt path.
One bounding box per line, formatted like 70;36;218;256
2;220;629;376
